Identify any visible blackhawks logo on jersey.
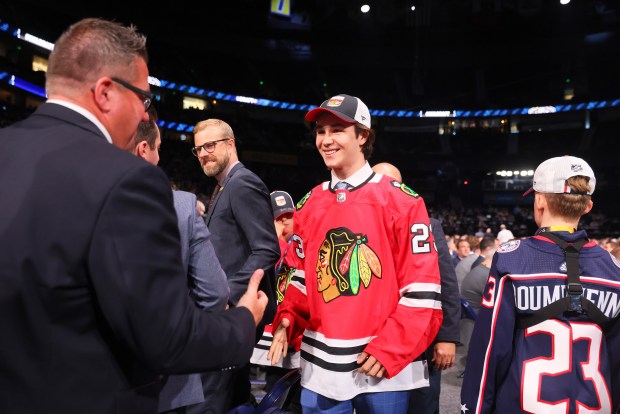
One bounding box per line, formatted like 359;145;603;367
296;191;311;210
316;227;382;303
276;263;295;304
390;180;419;198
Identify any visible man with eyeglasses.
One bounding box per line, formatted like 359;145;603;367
188;119;280;414
0;18;268;414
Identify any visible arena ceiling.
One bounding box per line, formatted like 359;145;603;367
3;0;620;111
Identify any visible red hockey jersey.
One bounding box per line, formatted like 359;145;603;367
273;167;443;400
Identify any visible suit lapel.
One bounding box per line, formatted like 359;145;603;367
205;163;244;224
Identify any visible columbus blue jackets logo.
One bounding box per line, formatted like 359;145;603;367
497;239;520;253
296;191;311;210
390;180;419;198
316;227;382;303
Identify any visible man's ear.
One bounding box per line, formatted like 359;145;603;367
135;140;149;159
358;128;369;146
534;193;546;211
91;77;114;113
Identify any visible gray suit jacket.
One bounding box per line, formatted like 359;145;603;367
205;162;280;326
158;190;229;412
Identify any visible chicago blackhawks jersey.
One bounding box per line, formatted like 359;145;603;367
461;230;620;414
273;166;443;400
252;237;302;369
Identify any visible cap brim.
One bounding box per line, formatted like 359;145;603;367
275;209;295;219
522;188;534;197
305;107;356;124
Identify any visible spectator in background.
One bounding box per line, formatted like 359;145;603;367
496;223;515;243
126;111;231;413
453;238;472;268
459;243;496;357
251;190;302;375
190;118;280;413
456;237;497;288
462;155;620;413
0;17;266;413
251;190;302;413
269;95;442;413
372;162;460;414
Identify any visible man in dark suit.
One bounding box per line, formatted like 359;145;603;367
0;18;267;414
127;115;230;413
189;118;280;413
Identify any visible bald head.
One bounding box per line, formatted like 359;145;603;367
372;162;402;182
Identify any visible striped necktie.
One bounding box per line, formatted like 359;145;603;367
334;181;352;190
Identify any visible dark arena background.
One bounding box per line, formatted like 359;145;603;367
1;0;620;239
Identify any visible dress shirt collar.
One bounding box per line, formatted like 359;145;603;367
217;161;240;186
46;100;112;144
330;162;373;189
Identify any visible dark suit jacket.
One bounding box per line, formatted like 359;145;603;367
0;103;256;414
205;162;280;325
430;218;461;344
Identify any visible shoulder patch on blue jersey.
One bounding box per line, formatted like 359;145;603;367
389;180;419;198
497;239;520;253
611;252;620;269
296;191;311;210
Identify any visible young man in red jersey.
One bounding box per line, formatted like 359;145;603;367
268;94;443;413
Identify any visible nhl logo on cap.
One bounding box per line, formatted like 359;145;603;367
523;155;596;197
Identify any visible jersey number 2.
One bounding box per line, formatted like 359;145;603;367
410;223;431;254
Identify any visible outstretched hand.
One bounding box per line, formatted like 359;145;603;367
267;318;290;366
237;269;268;325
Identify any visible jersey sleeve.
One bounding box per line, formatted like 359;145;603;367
460;255;516;414
272;232;309;342
364;192;443;378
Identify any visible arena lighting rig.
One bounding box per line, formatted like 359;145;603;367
2;16;620;134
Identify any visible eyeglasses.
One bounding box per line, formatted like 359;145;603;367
191;138;230;156
111;77;154;112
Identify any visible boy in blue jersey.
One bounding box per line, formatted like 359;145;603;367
461;155;620;414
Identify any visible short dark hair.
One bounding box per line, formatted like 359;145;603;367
46;18;148;95
479;237;496;252
355;125;375;160
128;107;159;150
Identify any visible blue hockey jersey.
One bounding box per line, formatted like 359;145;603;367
461;230;620;414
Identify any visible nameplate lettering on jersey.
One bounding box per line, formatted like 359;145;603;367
513;284;620;318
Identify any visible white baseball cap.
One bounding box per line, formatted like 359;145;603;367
523;155;596;196
305;94;371;128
